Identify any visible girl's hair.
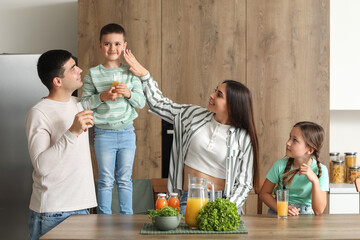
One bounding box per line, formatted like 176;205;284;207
223;80;259;188
282;121;325;187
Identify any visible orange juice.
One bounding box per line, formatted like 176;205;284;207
168;195;180;212
155;194;168;210
185;198;208;228
277;201;288;217
112;81;123;97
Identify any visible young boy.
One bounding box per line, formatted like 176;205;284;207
81;23;146;214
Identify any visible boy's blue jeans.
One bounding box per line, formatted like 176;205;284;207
29;209;89;240
94;125;136;214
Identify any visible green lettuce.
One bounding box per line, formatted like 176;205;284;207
196;198;240;231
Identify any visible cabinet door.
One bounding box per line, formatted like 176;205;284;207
330;0;360;110
329;194;359;214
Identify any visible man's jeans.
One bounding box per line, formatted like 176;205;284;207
29;209;89;240
94;125;136;214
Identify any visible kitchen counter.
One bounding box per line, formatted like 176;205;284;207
41;214;360;239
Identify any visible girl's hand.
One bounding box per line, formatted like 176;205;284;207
100;87;117;101
288;205;299;216
298;163;317;183
123;49;149;77
115;83;131;98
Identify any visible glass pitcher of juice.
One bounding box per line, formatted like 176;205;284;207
185;174;215;229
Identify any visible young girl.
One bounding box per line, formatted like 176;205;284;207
259;121;329;216
123;50;259;215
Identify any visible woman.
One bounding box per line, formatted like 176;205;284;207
124;50;258;214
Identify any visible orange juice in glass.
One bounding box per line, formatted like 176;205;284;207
276;189;289;219
185;174;214;229
112;73;122;97
185;197;208;228
168;193;180;212
155;193;168;210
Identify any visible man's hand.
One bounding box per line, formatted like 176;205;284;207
100;86;118;102
69;110;94;136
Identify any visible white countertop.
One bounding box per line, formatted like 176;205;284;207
329;183;358;193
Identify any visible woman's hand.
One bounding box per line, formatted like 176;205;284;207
298;163;318;183
123;49;149;77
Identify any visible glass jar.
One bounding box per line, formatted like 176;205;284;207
347;166;360;183
330;154;345;183
345;152;357;168
155;193;168;210
168;193;180;212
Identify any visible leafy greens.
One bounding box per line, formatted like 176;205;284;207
148;206;182;218
196;198;240;231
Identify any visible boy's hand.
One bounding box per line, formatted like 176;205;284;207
115;83;131;98
298;163;318;183
100;86;117;102
69;110;94;136
123;49;149;77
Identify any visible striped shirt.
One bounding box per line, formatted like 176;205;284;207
81;64;146;130
142;75;254;214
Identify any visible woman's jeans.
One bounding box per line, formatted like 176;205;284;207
268;203;314;215
94;125;136;214
29;209;89;240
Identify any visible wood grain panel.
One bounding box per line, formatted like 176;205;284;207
78;0;162;179
162;0;246;106
247;0;329;179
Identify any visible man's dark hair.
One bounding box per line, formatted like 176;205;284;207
37;49;73;90
100;23;126;42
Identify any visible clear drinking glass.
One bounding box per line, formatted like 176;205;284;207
112;73;123;97
276;189;289;219
78;101;93;128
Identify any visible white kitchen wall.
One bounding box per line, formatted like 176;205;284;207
330;0;360;164
330;111;360;164
0;0;77;56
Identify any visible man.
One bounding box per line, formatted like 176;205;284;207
26;50;97;240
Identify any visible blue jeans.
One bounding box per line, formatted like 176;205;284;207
94;125;136;214
28;209;89;240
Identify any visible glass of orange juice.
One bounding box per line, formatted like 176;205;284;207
77;101;93;128
112;73;123;97
276;189;289;219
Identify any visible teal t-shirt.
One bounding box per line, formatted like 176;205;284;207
266;157;329;206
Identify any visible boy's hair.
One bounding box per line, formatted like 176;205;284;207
282;121;325;187
37;49;73;90
100;23;126;42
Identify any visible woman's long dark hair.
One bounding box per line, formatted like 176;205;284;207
282;121;324;187
223;80;259;189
